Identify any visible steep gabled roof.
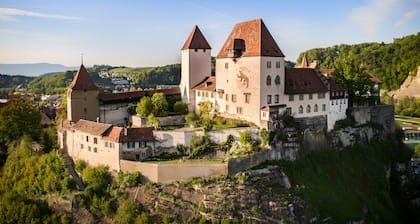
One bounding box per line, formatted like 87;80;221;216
299;53;308;68
68;64;98;91
217;19;285;58
285;68;329;94
192;76;216;91
119;127;154;143
181;25;211;50
72;119;113;136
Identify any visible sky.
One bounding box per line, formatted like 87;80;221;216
0;0;419;67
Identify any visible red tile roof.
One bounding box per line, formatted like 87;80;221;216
68;64;98;91
118;127;154;142
319;68;335;77
192;76;216;91
285;68;329;94
98;87;180;104
72;119;113;136
102;127;123;142
217;19;284;58
329;79;345;92
181;25;211;50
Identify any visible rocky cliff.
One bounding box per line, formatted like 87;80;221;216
388;66;420;99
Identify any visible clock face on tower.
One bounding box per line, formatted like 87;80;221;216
236;66;250;91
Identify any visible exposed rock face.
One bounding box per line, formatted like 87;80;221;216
129;166;314;223
389;66;420;99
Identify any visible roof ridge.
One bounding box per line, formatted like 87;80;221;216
68;64;98;91
181;25;212;50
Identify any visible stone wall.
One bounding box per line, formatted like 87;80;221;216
154;130;203;148
295;115;327;132
208;127;259;144
132;115;185;127
120;160;227;183
227;146;297;175
352;104;395;134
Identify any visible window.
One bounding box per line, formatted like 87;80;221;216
267;61;271;68
225;94;229;101
236;107;243;114
244;93;251;104
318;92;325;99
80;144;84;149
267;95;272;104
299;94;304;101
266;75;271;86
332;101;334;105
276;61;281;68
203;49;206;52
263;112;267;118
94;137;98;144
86;136;89;142
231;94;237;102
306;105;311;113
275;94;279;104
127;142;131;148
299;105;303;114
210;92;214;98
225;105;229;112
289;95;294;101
314;104;318;112
205;92;208;97
322;104;326;111
218;92;223;99
198;91;201;97
275;75;281;85
93;147;97;153
88;146;91;151
309;94;313;100
194;49;198;52
286;107;292;115
225;63;228;69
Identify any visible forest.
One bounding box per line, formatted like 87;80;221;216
297;32;420;91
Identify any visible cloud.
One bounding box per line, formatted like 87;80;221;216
395;10;418;27
348;0;399;34
0;7;83;21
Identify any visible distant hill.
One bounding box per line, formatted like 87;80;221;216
0;63;77;77
297;32;420;91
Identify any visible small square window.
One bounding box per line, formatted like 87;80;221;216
231;94;236;102
299;94;304;100
93;147;97;153
267;61;271;68
94;137;98;144
244;93;250;104
267;95;272;104
276;61;281;68
80;144;84;149
225;105;229;112
225;63;228;69
88;146;91;151
309;94;313;100
289;95;294;101
225;94;229;101
237;107;243;114
86;136;89;142
275;95;279;104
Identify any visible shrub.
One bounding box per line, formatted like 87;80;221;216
117;172;142;188
189;134;212;158
151;93;168;116
147;114;160;129
260;128;270;146
113;199;139;224
239;130;252;145
173;101;188;114
185;112;200;127
75;159;87;173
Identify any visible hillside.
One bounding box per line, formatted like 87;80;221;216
0;63;76;77
0;74;33;91
297;32;420;91
388;66;420;99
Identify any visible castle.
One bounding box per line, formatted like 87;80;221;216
58;18;355;172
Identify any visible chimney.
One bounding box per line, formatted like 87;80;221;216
96;117;100;123
124;127;127;136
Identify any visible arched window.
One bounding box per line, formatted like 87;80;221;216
266;75;271;86
275;75;281;85
314;104;318;112
306;105;311;113
298;105;303;114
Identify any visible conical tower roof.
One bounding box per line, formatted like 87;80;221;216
217;19;285;58
300;53;308;68
68;64;98;90
181;25;211;50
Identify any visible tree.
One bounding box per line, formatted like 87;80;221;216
147;114;160;129
185;112;200;128
137;96;152;117
260;128;270;146
0;96;42;143
173;101;188;114
151;93;168;117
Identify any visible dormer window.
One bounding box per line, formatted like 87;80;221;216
228;38;245;58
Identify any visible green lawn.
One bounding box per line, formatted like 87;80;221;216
395;115;420;126
144;158;225;165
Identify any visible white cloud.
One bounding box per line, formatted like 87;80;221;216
348;0;399;34
395;10;418;27
0;7;83;21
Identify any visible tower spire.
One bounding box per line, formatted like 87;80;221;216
300;53;308;68
81;53;84;65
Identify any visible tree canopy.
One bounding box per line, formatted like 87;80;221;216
297;32;420;90
0;96;42;143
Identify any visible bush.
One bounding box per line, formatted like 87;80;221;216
185;112;200;128
113;199;139;224
75;159;87;173
173;101;188;114
117;172;142;188
151;93;168;116
82;165;112;196
260;128;270;146
137;96;152;117
189;134;212;158
239;130;252;145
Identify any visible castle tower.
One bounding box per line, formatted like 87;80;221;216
215;19;285;126
67;64;99;122
180;25;212;111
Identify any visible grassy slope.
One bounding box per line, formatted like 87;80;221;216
268;139;412;223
